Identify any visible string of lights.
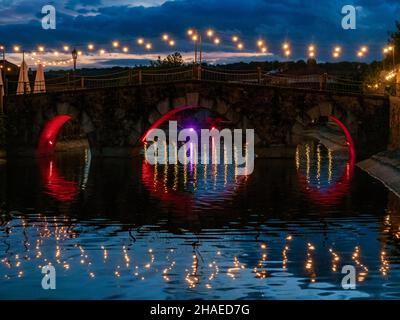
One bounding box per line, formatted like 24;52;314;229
0;28;397;68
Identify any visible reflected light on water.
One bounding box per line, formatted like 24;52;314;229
1;135;400;299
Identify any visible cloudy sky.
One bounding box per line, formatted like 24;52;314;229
0;0;399;68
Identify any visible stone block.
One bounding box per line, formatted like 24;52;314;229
215;99;229;115
186;92;199;107
172;97;186;109
157;98;170;115
199;98;214;109
148;110;161;124
56;102;69;115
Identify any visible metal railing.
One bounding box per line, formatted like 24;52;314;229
4;65;383;96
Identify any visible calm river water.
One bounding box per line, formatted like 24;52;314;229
0;141;400;299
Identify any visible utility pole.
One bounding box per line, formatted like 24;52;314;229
0;45;5;95
199;34;203;64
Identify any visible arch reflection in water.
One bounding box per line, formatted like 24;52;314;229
141;142;249;213
296;142;355;206
296;115;356;206
37;149;91;203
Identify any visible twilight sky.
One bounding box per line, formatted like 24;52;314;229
0;0;399;68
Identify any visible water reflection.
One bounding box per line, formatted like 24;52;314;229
296;142;355;206
1;141;400;299
38;149;91;203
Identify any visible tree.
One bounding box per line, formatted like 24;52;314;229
387;20;400;67
151;52;184;68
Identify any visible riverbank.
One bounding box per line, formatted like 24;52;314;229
358;150;400;198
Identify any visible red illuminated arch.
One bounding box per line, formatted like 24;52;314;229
329;115;356;160
37;115;72;156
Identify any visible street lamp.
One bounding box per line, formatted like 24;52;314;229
13;45;25;62
0;45;5;73
187;28;202;64
71;48;78;71
332;46;341;59
383;45;396;68
308;44;316;59
0;45;5;96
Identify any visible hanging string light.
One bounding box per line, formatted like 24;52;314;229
308;44;316;58
3;28;387;69
282;42;291;58
333;46;341;58
161;33;176;47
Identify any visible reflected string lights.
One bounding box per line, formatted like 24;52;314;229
0;215;398;294
352;246;369;282
253;243;268;279
282;235;293;271
329;248;340;272
305;243;316;283
185;251;199;288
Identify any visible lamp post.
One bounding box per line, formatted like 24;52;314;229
188;29;203;65
383;45;396;69
389;45;395;69
0;45;4;72
71;48;78;89
0;45;5;93
71;48;78;71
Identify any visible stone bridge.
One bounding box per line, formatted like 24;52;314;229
4;80;390;159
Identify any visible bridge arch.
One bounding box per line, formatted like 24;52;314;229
140;105;205;143
36;103;95;157
140;100;257;145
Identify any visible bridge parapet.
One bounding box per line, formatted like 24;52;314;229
4;65;375;97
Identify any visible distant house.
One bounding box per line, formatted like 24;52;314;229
0;60;19;75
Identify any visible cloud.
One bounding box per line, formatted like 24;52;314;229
0;0;399;65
